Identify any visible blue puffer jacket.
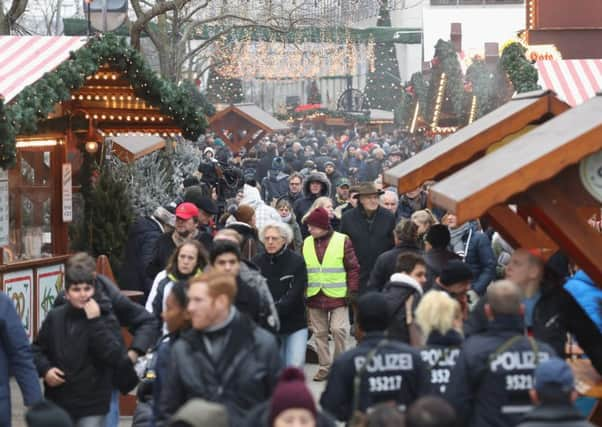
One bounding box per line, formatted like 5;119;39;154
564;271;602;334
0;292;42;426
462;229;497;295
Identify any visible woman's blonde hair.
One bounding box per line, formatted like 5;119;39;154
411;209;438;228
302;196;333;224
415;290;461;340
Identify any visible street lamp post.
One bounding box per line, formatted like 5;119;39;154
85;0;92;36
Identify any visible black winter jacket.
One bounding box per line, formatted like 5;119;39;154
382;273;423;343
320;332;429;422
252;247;308;334
445;316;555;427
157;310;282;426
516;403;595;427
464;284;567;357
294;172;331;238
120;215;164;297
340;205;395;292
367;243;422;292
245;400;336;427
419;329;463;395
424;248;461;291
32;304;125;419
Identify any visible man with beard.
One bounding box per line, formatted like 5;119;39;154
147;202;209;280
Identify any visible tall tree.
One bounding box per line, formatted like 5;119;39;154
0;0;28;34
363;0;401;111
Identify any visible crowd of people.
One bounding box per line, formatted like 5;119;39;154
2;126;601;427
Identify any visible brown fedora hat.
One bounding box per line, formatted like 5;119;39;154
352;182;385;199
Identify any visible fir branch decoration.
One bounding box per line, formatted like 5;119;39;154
465;59;511;120
427;39;465;124
500;42;540;93
0;34;211;169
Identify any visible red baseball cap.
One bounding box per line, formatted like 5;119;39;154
175;202;199;220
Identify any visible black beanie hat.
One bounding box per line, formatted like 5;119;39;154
357;292;390;332
439;260;473;286
26;400;73;427
425;224;451;249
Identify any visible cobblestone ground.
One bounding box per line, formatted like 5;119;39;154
11;362;330;426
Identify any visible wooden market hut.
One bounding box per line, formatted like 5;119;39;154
209;103;288;153
0;34;207;341
384;90;569;252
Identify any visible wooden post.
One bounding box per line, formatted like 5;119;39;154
527;183;602;285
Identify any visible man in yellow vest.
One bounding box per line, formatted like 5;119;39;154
302;207;360;381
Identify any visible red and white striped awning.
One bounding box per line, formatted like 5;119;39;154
536;59;602;107
0;36;88;103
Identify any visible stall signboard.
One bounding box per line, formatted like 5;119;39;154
0;168;8;246
4;269;34;339
37;264;64;330
62;163;72;222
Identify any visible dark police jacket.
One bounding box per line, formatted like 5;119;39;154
445;316;555;427
320;332;429;422
419;329;463;396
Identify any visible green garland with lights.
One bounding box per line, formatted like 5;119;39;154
0;33;211;169
500;42;540;93
465;59;512;120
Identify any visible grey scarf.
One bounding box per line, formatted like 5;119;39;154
449;222;471;258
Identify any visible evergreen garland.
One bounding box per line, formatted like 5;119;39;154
0;34;211;169
363;2;402;112
426;39;465;124
500;42;540;93
465;59;511;120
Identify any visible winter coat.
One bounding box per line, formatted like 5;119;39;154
366;243;422;292
516;403;595;427
245;400;336;427
424;248;462;291
397;192;427;220
452;227;497;295
419;329;463;395
120;215;165;298
157;310;282;426
320;331;430;422
225;221;265;259
54;274;158;357
358;158;383;182
261;170;290;204
239;260;280;332
32;303;126;419
256;153;275;181
0;292;42;426
382;273;424;343
561;271;602;374
445;316;555;427
252;246;308;334
464;280;567;357
340;205;395;292
147;231;211;281
293;172;332;238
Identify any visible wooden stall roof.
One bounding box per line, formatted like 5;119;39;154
429;93;602;224
384;90;570;193
209;103;288;152
211;103;288;132
111;134;166;163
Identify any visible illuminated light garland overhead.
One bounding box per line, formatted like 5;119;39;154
212;36;375;80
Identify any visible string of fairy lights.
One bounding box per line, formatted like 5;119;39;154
212;36;376;80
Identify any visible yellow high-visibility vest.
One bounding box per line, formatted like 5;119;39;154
303;231;348;298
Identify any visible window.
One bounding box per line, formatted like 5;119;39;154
430;0;524;4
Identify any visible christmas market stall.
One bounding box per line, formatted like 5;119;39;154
384;89;569;252
209;103;288;153
426;95;602;420
0;34;207;340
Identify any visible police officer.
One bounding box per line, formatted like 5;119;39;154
320;292;429;422
445;280;555;427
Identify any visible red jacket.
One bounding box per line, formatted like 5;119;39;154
302;230;360;310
